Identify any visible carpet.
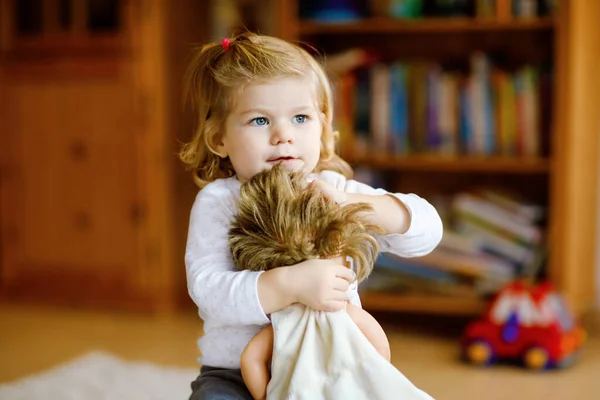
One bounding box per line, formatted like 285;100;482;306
0;351;198;399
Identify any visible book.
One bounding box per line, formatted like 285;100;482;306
375;252;461;283
334;53;544;159
416;248;516;282
453;193;542;244
475;188;545;223
438;229;483;257
370;64;391;152
454;219;536;266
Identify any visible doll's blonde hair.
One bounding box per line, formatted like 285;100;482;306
229;165;380;283
180;32;352;189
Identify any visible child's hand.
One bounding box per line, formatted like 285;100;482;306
313;179;411;234
288;257;354;311
311;179;349;205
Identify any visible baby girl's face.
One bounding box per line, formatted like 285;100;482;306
217;76;323;183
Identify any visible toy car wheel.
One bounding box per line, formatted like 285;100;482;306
523;346;550;370
465;340;495;366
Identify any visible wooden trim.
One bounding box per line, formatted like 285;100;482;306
128;0;177;311
548;0;569;313
549;0;600;315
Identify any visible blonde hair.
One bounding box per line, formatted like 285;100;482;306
180;32;352;189
229;165;380;283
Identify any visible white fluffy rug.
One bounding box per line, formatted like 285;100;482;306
0;351;198;399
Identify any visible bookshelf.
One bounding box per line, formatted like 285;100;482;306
299;16;555;35
360;292;487;315
274;0;600;317
344;154;550;174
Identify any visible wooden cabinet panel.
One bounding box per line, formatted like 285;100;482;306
1;75;144;306
17;80;138;271
1;0;210;311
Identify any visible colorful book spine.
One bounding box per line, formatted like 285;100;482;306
333;53;545;158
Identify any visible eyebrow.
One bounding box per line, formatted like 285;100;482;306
238;106;314;116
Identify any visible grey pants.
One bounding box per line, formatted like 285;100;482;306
189;366;253;400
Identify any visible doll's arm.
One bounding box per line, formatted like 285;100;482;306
240;325;274;400
346;303;391;361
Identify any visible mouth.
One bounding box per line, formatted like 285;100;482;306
268;156;297;162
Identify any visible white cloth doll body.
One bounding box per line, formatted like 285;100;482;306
266;303;434;400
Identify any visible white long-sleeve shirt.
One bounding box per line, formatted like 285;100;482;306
185;170;443;368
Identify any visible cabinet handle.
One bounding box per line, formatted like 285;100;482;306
130;203;146;227
69;141;88;161
74;211;91;231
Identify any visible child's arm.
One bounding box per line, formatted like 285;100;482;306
240;325;274;400
313;171;443;257
345;303;391;361
347;193;411;234
186;186;272;326
186;185;355;327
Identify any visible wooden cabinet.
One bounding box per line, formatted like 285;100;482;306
273;0;600;316
0;0;208;311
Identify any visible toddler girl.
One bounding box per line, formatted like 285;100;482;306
180;32;443;400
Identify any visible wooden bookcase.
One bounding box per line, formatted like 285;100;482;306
273;0;600;317
1;0;597;317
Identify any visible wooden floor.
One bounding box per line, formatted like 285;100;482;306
1;303;599;399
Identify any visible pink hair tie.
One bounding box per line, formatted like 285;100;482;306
222;38;231;51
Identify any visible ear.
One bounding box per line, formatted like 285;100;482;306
210;132;228;158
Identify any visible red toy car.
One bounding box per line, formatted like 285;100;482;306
461;281;586;370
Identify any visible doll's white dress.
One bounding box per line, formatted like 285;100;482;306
266;303;435;400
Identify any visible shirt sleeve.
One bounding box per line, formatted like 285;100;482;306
185;185;271;327
318;170;444;258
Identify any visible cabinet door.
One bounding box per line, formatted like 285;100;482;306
0;0;160;309
0;75;146;308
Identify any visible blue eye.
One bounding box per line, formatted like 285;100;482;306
250;117;269;126
293;115;307;124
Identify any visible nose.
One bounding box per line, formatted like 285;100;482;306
270;123;294;145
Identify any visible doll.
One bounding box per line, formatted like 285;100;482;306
229;165;434;400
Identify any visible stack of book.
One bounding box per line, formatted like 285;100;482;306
334;53;552;159
360;188;546;298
